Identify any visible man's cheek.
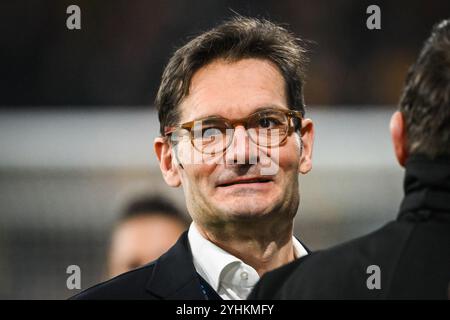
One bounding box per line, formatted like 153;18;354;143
279;144;301;170
260;150;280;176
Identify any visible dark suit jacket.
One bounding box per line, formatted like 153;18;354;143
71;231;221;300
72;228;310;300
249;155;450;300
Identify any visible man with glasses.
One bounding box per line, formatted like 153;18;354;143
72;16;314;300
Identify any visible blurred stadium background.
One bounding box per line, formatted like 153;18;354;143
0;0;448;299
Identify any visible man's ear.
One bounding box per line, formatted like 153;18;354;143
299;118;314;174
390;111;408;167
154;137;182;187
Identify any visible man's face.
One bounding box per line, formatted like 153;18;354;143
158;58;313;225
108;214;185;278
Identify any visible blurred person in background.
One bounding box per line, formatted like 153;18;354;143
107;195;190;279
72;16;314;300
250;19;450;300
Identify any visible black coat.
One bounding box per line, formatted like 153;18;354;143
249;155;450;300
71;231;221;300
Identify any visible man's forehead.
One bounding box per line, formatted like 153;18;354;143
178;58;288;121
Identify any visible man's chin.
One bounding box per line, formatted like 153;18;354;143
215;201;275;219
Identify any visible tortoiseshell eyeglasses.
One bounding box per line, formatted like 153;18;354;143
164;108;303;154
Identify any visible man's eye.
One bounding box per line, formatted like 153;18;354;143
258;117;282;128
202;127;223;138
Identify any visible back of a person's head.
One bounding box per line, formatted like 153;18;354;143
399;19;450;158
120;195;190;226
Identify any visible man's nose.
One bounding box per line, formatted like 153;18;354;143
224;125;258;165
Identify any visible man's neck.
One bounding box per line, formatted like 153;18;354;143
193;220;296;276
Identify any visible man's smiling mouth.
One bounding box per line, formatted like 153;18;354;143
216;177;273;187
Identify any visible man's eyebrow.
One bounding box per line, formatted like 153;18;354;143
252;105;288;113
193;104;288;120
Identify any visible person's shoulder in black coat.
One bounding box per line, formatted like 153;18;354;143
70;231;219;300
250;221;409;300
249;216;450;299
70;262;158;300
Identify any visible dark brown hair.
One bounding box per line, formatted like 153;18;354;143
399;19;450;157
121;195;190;227
155;16;308;135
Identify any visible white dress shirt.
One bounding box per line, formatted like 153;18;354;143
187;222;308;300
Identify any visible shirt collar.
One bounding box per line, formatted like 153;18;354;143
188;222;239;292
188;222;308;293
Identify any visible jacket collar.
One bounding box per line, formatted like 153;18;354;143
398;154;450;220
145;231;207;299
144;228;310;299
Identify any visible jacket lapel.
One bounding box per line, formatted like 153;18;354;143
297;237;312;254
145;231;206;300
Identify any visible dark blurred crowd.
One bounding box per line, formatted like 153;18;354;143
1;0;450;107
